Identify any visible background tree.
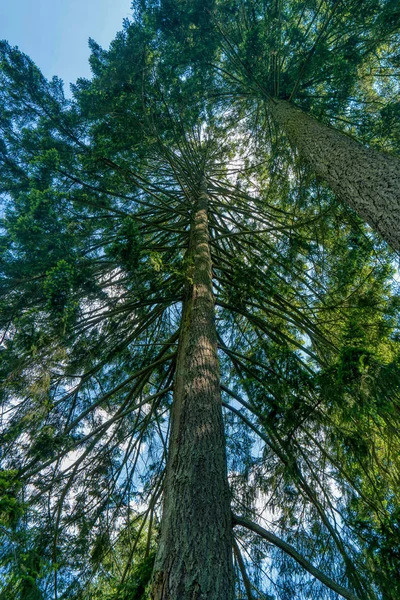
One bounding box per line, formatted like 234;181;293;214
154;0;400;249
1;1;400;599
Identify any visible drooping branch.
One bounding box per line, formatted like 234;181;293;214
233;514;361;600
233;537;254;600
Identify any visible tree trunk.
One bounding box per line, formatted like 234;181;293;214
268;98;400;252
151;185;234;599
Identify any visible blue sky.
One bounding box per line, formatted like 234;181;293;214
0;0;133;93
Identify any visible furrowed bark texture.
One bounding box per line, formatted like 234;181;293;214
269;98;400;252
151;188;234;600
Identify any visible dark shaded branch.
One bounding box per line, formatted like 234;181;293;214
233;537;254;600
233;514;361;600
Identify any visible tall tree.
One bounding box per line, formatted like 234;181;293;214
266;97;400;251
164;0;400;250
152;180;234;599
1;3;400;599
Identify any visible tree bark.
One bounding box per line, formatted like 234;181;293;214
268;98;400;252
151;185;234;599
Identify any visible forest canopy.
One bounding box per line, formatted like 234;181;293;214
0;1;400;599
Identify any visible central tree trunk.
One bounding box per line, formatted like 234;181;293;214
268;98;400;252
151;186;234;599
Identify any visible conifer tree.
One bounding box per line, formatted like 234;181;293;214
1;2;400;600
156;0;400;249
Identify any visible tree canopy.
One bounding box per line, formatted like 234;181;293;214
0;1;399;599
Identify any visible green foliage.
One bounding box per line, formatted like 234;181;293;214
107;219;142;273
113;553;155;600
43;260;78;324
0;470;23;528
0;2;399;599
79;517;157;600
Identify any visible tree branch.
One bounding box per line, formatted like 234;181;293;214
233;514;361;600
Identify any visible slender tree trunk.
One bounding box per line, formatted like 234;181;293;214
268;98;400;252
151;185;234;599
